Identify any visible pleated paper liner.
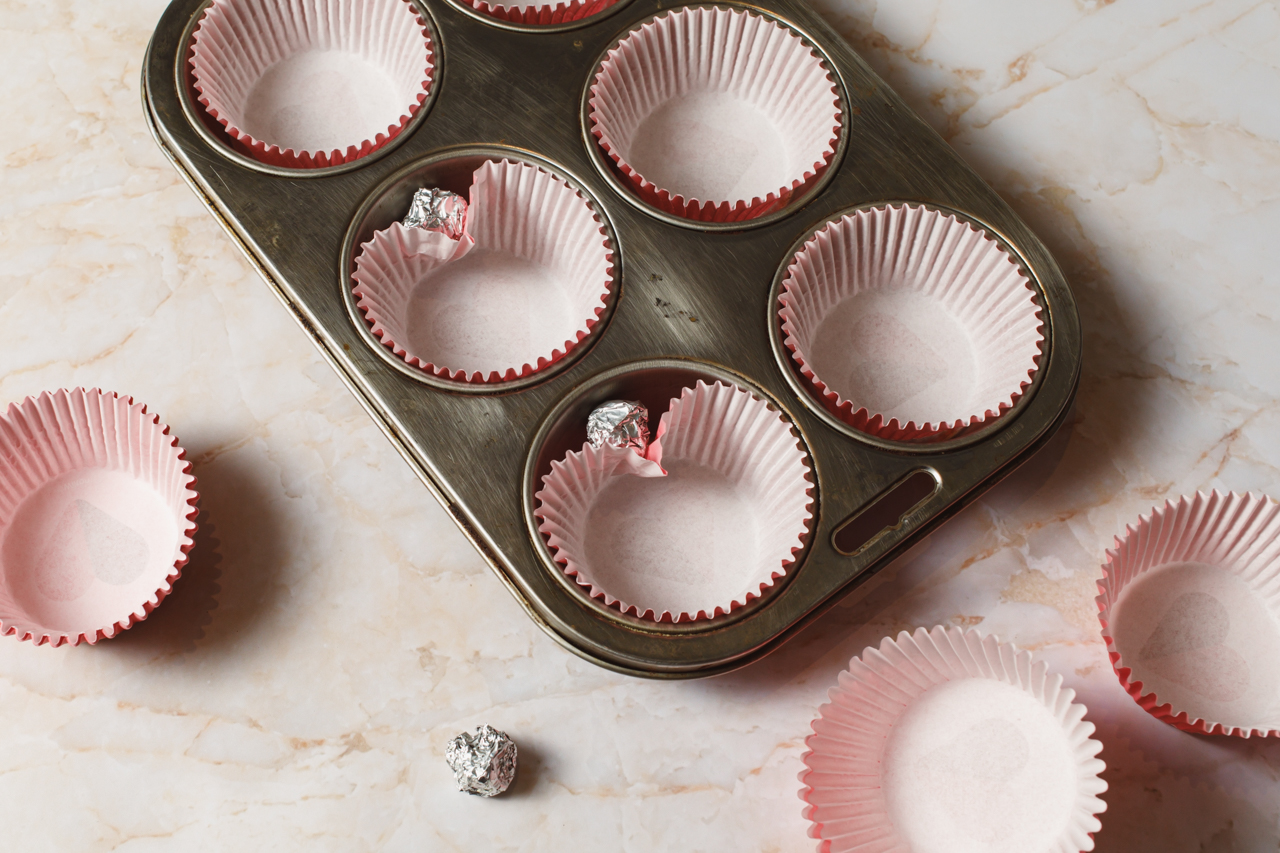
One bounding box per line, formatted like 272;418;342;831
779;204;1044;443
470;0;618;26
351;158;615;383
0;389;199;647
190;0;434;169
801;626;1107;853
588;6;841;222
534;380;812;622
1097;490;1280;738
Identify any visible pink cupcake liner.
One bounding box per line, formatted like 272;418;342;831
802;626;1107;853
1097;490;1280;738
0;389;199;647
534;380;812;622
589;6;841;223
470;0;618;26
779;204;1044;442
190;0;434;169
352;159;615;383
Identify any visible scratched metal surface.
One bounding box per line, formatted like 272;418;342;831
141;0;1081;677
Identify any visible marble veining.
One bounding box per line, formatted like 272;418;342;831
1;0;1278;849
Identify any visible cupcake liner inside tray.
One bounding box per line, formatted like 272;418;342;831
143;0;1081;675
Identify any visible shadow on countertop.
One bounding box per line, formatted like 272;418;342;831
102;446;289;659
1091;712;1280;852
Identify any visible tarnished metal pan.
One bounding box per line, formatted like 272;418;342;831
142;0;1080;677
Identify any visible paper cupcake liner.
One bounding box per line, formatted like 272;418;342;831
1097;490;1280;738
589;6;841;223
779;204;1044;442
801;626;1106;853
190;0;434;169
471;0;618;25
0;389;199;647
352;159;614;383
534;380;812;622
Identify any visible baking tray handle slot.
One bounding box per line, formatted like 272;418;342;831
831;469;941;556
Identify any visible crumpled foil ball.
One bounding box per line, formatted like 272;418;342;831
446;725;517;797
586;399;650;453
403;187;468;240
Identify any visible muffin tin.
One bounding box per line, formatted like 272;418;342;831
142;0;1081;677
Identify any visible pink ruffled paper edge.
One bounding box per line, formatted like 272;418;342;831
534;381;815;623
470;0;618;25
799;626;1106;853
779;337;1039;444
778;205;1044;443
188;0;435;170
351;160;616;384
1096;490;1280;739
588;8;842;223
0;389;200;648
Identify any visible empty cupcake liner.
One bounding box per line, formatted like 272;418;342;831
801;626;1107;853
589;6;841;222
0;389;199;647
352;158;614;383
779;204;1044;442
534;380;812;622
470;0;618;26
1097;490;1280;738
190;0;434;169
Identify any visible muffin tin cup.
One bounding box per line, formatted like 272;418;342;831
189;0;435;169
801;626;1107;853
779;203;1043;443
588;5;841;223
350;158;615;384
534;380;813;623
470;0;618;26
0;389;199;647
1097;490;1280;738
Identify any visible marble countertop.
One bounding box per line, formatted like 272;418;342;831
2;0;1279;849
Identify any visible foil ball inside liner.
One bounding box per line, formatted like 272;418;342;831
447;725;517;797
586;399;649;453
351;158;615;383
535;380;812;623
1097;490;1280;738
404;187;468;240
189;0;435;169
589;6;841;222
778;203;1044;442
0;389;200;646
801;626;1107;853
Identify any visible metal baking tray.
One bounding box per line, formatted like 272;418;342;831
141;0;1081;677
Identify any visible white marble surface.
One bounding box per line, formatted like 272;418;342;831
1;0;1279;849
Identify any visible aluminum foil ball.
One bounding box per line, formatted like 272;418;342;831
403;187;468;240
446;725;517;797
586;399;650;453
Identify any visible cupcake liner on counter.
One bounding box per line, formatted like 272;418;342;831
0;389;199;647
779;204;1044;442
1097;490;1280;738
801;626;1106;853
190;0;434;169
534;380;812;622
352;158;614;383
589;6;841;222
